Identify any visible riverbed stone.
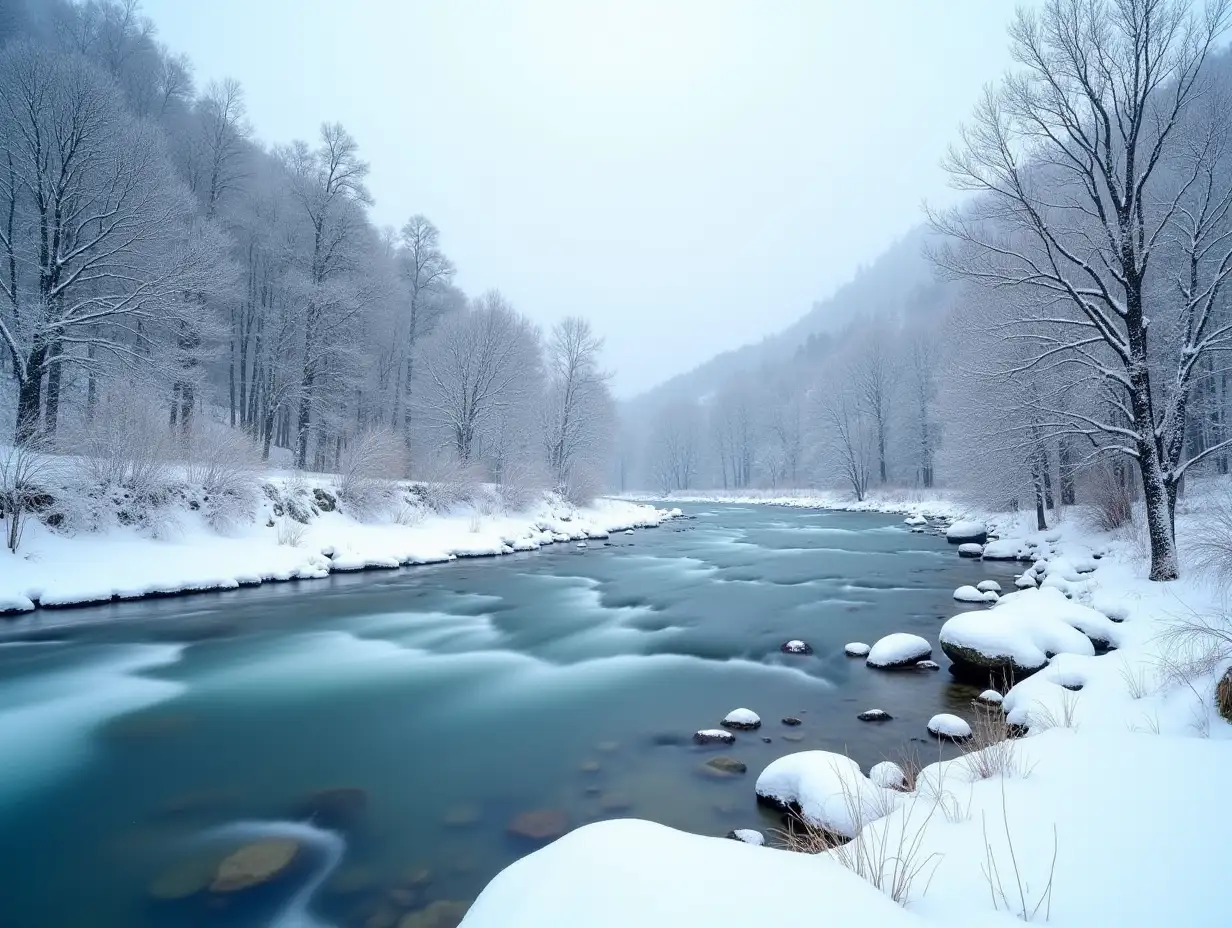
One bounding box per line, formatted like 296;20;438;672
941;639;1046;685
507;809;569;841
703;755;747;775
781;716;802;726
781;639;813;654
397;900;470;928
210;839;300;893
857;709;893;722
323;864;380;897
693;729;735;745
147;854;219;901
292;786;368;831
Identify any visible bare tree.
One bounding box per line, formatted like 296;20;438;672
904;325;940;488
542;316;613;498
813;377;874;501
396;214;455;441
930;0;1232;580
649;401;702;493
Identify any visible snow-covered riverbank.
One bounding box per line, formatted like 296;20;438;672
463;493;1232;928
0;478;677;613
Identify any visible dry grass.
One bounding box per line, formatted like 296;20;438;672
1189;490;1232;593
1084;465;1134;532
275;518;306;547
1026;690;1081;732
981;775;1058;922
1217;668;1232;723
959;704;1035;780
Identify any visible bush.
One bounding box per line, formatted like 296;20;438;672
1084;463;1134;532
0;438;55;552
336;427;406;520
1190;490;1232;592
181;423;262;532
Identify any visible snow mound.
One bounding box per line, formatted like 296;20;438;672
927;713;973;741
958;542;984;558
869;761;907;790
982;538;1028;560
904;515;927;525
1014;574;1038;589
722;708;761;730
462;819;915;928
998;586;1119;649
976;689;1004;705
843;641;871;657
954;584;989;602
866;633;932;669
977;580;1001;593
940;589;1096;680
755;750;898;838
946;520;988;544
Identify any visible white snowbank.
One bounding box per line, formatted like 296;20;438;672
462;819;916;928
866;632;931;668
755;750;898;838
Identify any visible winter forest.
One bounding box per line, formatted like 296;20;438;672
0;0;616;510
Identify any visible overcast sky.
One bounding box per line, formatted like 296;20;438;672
141;0;1024;397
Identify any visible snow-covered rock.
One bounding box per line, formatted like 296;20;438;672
958;542;984;558
843;641;871;657
869;760;908;790
977;580;1002;593
693;729;735;745
927;713;973;742
915;659;941;670
1014;573;1038;589
857;709;892;722
954;584;989;602
940;588;1096;682
725;829;765;846
999;586;1119;650
981;538;1028;560
904;515;927;526
780;639;812;655
721;708;761;731
755;751;898;838
976;689;1004;705
946;520;988;545
866;633;932;669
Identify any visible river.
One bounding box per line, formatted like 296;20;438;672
0;503;1014;927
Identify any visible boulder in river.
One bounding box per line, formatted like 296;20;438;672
977;580;1002;593
781;716;802;726
843;642;871;657
958;543;984;558
781;639;813;655
693;729;736;745
866;633;932;669
857;709;893;722
927;713;973;742
721;708;761;730
506;809;570;842
946;520;988;545
210;839;300;893
703;755;748;776
292;786;368;831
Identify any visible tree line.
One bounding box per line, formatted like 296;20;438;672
0;0;615;502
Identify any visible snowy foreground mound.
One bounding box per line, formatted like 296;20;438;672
463;734;1232;928
0;484;677;611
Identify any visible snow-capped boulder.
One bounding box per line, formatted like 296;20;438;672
958;543;984;559
904;515;927;526
844;642;871;657
781;639;813;655
866;633;932;669
755;751;897;839
954;585;989;603
946;520;988;545
1001;586;1118;650
940;589;1096;683
1014;574;1038;589
981;539;1027;560
725;829;765;846
693;729;735;745
977;580;1002;593
722;708;761;731
869;761;908;790
857;709;892;722
915;659;941;670
976;689;1004;705
927;713;973;742
1032;559;1048;574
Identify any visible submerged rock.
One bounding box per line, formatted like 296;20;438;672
210;839;300;893
507;809;570;842
703;755;748;776
781;716;803;726
148;854;219;901
441;804;481;827
292;786;368;831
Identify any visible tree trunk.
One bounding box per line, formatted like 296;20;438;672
1058;439;1076;506
14;350;45;445
296;368;315;469
44;342;63;438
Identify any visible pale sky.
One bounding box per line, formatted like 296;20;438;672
141;0;1024;397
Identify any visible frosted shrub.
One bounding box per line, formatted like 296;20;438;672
1084;464;1134;532
336;427;405;520
181;424;262;532
0;438;54;552
1190;490;1232;593
411;452;481;513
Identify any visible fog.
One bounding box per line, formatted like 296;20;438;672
140;0;1026;396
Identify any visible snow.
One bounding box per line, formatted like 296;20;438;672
755;750;898;838
904;515;928;525
1014;573;1038;588
693;729;735;744
945;519;987;541
0;480;675;612
977;689;1004;705
940;592;1096;673
844;641;871;657
926;713;972;740
981;538;1030;560
957;542;984;557
866;632;932;668
868;760;907;789
722;708;761;728
727;829;764;846
462;819;916;928
953;584;988;602
976;580;1001;593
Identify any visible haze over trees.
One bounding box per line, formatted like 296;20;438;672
0;0;617;503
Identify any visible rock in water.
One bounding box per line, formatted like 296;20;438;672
210;839;300;893
954;584;989;603
703;755;748;775
726;829;765;846
958;543;984;558
693;729;735;745
915;660;941;670
148;855;218;901
866;633;932;669
721;708;761;730
857;709;892;722
977;580;1002;593
843;642;871;657
781;639;812;654
781;716;803;726
927;713;974;743
507;809;569;842
946;520;988;545
292;786;368;831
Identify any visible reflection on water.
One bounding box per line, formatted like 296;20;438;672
0;504;1014;927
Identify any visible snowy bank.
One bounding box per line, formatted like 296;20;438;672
0;477;676;613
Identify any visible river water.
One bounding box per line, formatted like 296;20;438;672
0;503;1014;927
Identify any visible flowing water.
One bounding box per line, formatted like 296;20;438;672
0;503;1015;927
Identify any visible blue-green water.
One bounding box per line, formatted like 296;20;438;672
0;504;1014;927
